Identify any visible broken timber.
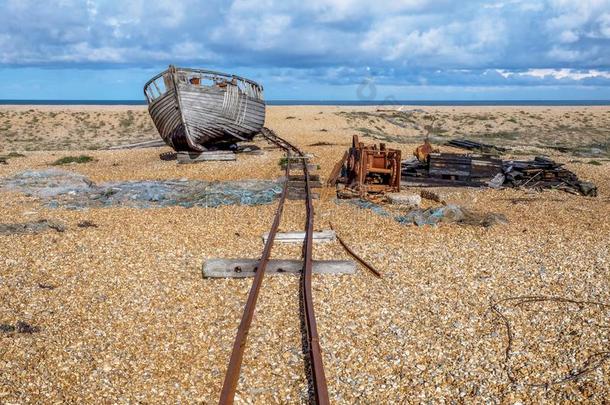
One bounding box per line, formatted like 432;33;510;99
262;230;336;244
177;150;236;163
285;165;321;200
446;139;507;154
203;259;356;278
107;139;167;150
288;174;320;182
282;162;318;171
287;179;323;188
327;151;348;186
287;190;320;200
401;152;503;187
504;156;597;196
330;223;382;278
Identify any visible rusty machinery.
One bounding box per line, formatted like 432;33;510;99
329;135;401;195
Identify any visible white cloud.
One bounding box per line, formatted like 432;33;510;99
360;13;506;67
558;30;579;43
499;68;610;81
0;0;610;88
304;0;445;22
597;13;610;37
546;46;584;62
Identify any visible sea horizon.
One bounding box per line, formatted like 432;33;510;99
1;99;610;106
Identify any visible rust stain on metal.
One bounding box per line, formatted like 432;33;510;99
414;139;438;162
335;135;401;196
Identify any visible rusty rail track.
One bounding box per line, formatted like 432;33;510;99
329;222;382;279
219;127;329;405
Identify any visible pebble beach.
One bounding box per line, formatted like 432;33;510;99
1;105;609;403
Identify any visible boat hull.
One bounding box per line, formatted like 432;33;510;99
145;67;266;152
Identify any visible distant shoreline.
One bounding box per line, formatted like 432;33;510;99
1;99;610;106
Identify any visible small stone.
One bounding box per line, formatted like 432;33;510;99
15;321;39;334
387;193;422;207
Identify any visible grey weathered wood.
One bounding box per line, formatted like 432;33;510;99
262;230;336;244
283;154;314;160
288;174;320;182
282;163;318;171
203;259;356;278
177;151;236;163
287;190;320;200
144;66;266;151
287;180;323;188
107;139;167;150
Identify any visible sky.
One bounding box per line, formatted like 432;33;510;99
1;0;610;100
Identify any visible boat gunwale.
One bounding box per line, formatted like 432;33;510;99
143;67;264;102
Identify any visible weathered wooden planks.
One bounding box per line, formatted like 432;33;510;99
145;66;266;151
446;139;507;154
327;151;348;186
287;180;323;188
107;139;167;150
288;174;320;182
177;151;236;163
402;153;503;187
282;163;318;171
203;259;356;278
262;230;336;244
287;190;320;200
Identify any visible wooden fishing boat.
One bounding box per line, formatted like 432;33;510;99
144;66;265;152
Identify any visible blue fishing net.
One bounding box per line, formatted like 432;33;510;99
1;170;283;210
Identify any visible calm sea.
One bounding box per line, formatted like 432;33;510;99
1;100;610;106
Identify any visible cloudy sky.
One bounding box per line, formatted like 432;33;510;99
1;0;610;100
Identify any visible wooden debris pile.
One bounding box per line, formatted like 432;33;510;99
402;153;503;187
446;139;507;154
402;140;597;196
329;135;401;197
503;156;597;196
329;137;597;198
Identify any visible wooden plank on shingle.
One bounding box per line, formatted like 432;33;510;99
287;180;323;188
177;151;236;163
107;139;167;150
286;190;320;200
203;259;356;278
327;150;348;186
282;163;317;171
262;230;336;244
287;174;320;182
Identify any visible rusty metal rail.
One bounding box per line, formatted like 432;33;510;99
329;222;382;279
219;127;329;405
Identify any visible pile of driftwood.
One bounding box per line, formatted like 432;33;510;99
446;139;507;154
402;153;502;187
503;157;597;196
329;137;597;198
402;140;597;196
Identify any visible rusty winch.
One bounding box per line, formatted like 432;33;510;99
329;135;401;195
